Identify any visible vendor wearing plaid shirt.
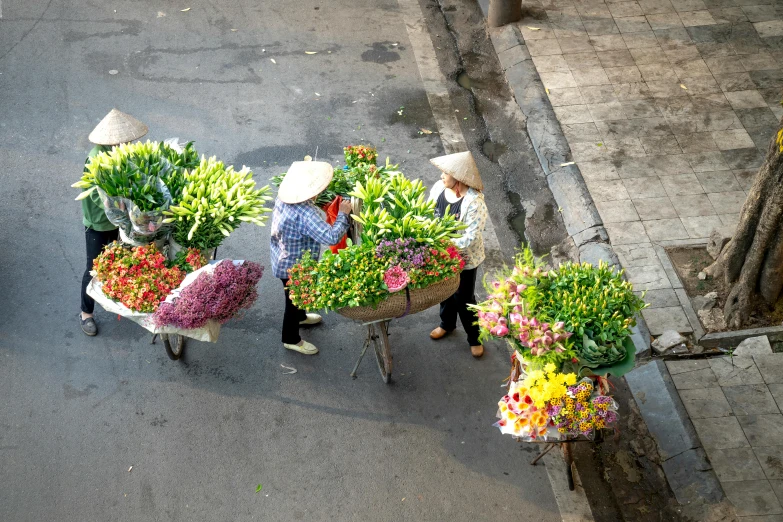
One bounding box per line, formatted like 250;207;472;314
270;161;352;356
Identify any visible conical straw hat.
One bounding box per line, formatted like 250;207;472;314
430;151;483;191
278;161;334;204
88;109;149;145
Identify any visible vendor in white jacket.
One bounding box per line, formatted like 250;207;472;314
427;151;489;358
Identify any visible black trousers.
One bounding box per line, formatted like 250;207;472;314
281;278;307;344
439;267;481;347
81;227;119;314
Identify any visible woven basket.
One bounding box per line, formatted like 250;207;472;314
336;274;460;322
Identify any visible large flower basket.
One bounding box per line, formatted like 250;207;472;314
336;274;459;322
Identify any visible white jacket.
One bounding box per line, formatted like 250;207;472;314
428;180;488;270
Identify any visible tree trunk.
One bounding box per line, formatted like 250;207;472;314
488;0;522;27
706;121;783;328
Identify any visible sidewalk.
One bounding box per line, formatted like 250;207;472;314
482;0;783;519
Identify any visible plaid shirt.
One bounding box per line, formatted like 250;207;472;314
270;198;350;279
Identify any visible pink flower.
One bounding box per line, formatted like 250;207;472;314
384;265;409;292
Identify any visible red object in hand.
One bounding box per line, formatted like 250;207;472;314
323;195;348;254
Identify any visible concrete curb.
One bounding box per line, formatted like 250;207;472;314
486;24;652;357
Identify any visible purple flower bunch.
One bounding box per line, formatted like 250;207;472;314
375;238;429;270
153;260;264;329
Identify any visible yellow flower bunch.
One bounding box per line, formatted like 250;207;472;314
522;364;578;408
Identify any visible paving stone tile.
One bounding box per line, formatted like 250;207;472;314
715;71;757;91
633;196;680;218
640;135;684;154
755;20;783;39
741;5;778;23
676;132;720;152
564;122;604;143
679;10;717;26
709;356;765;386
639;287;681;307
709;7;748;24
721;147;764;169
579;20;617;38
622;30;661;48
743;52;780;72
573;67;613;86
739;415;783;447
691;416;750;450
595;52;634;72
660;172;705;195
605;220;651;244
670;193;718;216
571;141;608;160
588;101;628;120
695;170;741;192
498;45;533;70
685;150;731;171
624;262;672;291
532;54;571;72
705;55;745;74
725;89;769;109
579;159;621;179
724;479;783;516
639;63;681;82
654;154;695;175
691;92;732;111
665;45;702;62
638;0;676;14
643;217;692;240
724;385;781;416
548;87;588;106
673;58;713;78
605;137;648;157
586;179;631;200
609;1;645;17
666;358;710;375
707;190;748;214
559;35;595;53
614;81;655;99
687;22;732;43
707;447;767;482
622;99;664;118
718;213;739;228
554;104;595;123
642;305;693;334
697;42;736;58
630;46;670;64
563;51;603;69
680;387;733;418
750;69;783;90
590;34;629;51
681;215;724;237
695;110;744;132
736;107;779;129
734;169;757;191
528;38;564;56
712;128;756;150
520;23;557;41
616;157;658;177
671;0;707;11
540;70;579;89
656;96;697;117
767;385;783;411
617;15;654;33
754;354;783;385
754;447;783;480
771;105;783;121
649;80;691;98
576;3;612;19
581;84;620;103
615;242;659;266
647;14;684;31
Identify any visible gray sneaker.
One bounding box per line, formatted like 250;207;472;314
80;314;98;336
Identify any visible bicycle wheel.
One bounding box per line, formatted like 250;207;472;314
372;321;393;384
162;333;186;361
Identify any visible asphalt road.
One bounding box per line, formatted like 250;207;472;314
0;1;562;520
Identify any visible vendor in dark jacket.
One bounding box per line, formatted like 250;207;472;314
79;109;148;336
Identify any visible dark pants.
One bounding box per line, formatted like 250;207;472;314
81;227;119;314
439;267;481;347
281;278;307;344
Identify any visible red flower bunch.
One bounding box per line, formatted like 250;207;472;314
343;145;378;168
93;243;201;313
446;245;466;270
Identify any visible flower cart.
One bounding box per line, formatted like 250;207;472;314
474;249;646;489
74;141;270;360
286;147;466;383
